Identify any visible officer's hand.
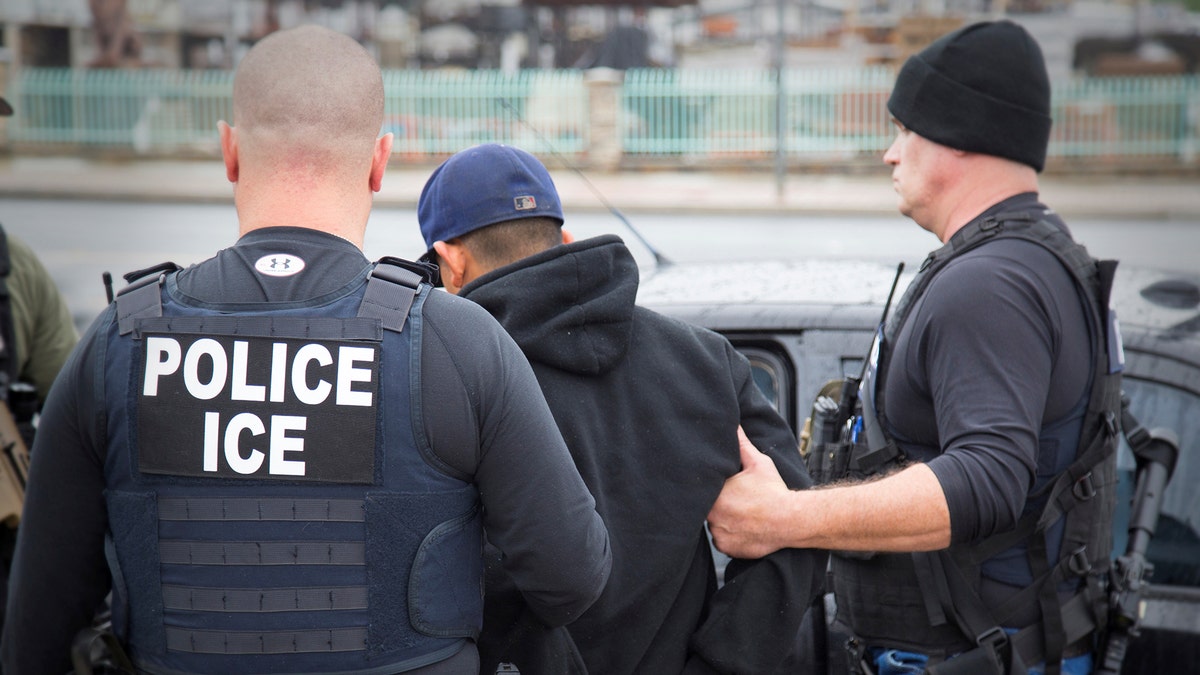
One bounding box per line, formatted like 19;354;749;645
707;426;791;560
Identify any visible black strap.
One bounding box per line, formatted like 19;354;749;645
915;549;1027;675
1031;527;1067;674
357;259;425;333
115;272;168;336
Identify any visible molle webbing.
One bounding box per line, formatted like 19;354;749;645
161;585;368;612
133;316;383;341
158;541;366;566
157;497;366;522
154;495;370;655
164;627;368;655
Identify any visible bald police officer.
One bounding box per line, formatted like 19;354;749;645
1;26;609;674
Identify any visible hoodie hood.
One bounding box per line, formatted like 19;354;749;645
460;234;637;376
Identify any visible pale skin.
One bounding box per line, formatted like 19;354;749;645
706;122;1041;560
216;25;393;251
219;122;391;250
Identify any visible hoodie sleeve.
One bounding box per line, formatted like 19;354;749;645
420;292;611;627
687;341;828;674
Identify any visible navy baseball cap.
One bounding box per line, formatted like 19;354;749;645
417;143;563;264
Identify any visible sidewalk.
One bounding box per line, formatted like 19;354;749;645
1;156;1198;220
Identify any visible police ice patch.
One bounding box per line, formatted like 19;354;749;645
255;254;305;277
137;332;379;483
514;196;537;211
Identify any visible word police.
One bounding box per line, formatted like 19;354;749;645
138;334;380;482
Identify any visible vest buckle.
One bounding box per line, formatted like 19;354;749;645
1072;472;1097;501
845;636;873;675
1104;411;1119;437
979;217;1001;232
1068;545;1093;576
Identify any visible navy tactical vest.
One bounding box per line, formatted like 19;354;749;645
832;210;1123;672
101;261;483;674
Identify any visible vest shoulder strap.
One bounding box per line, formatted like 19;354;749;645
357;257;435;334
115;266;176;336
115;257;435;337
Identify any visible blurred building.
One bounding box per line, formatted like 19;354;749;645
0;0;1196;76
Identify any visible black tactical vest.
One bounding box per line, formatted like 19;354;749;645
831;210;1123;673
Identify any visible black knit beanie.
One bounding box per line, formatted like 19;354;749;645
887;20;1052;172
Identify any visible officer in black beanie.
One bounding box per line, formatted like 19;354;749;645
709;19;1122;675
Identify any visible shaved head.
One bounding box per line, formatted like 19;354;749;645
232;25;384;169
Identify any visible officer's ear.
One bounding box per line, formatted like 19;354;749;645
562;228;575;245
369;133;393;193
432;240;469;294
218;121;238;183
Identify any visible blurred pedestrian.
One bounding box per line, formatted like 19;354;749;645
0;94;82;641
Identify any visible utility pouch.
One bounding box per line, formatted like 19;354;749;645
802;382;887;486
802;380;852;485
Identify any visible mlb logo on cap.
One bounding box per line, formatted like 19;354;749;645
515;196;537;211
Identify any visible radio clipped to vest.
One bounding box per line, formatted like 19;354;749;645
801;263;907;486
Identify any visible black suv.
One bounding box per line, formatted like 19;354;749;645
638;258;1200;674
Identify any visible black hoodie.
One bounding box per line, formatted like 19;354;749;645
461;235;827;675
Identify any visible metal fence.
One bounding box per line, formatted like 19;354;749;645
622;69;1200;166
5;68;589;158
622;68;898;160
9;69;233;153
380;69;588;158
6;67;1199;168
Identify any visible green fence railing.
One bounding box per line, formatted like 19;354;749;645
10;69;233;152
1050;76;1200;160
381;69;588;158
621;67;897;160
6;67;1199;168
621;68;1200;164
6;68;589;158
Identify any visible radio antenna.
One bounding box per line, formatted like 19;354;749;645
497;97;670;267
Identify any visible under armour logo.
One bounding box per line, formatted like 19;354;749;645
254;254;306;278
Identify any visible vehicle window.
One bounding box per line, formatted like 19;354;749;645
742;347;789;413
1115;378;1200;587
